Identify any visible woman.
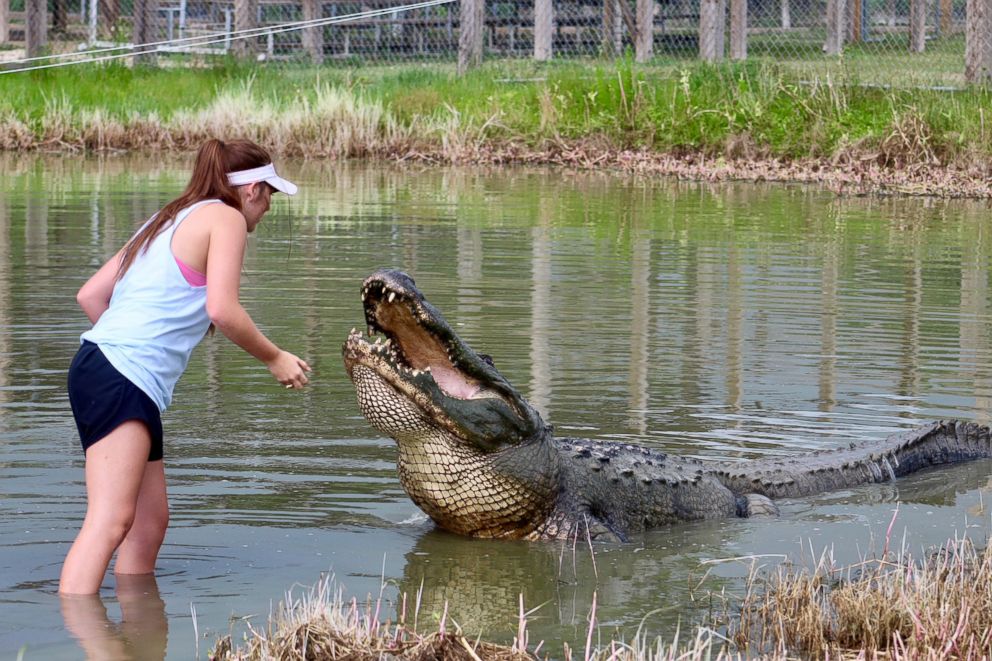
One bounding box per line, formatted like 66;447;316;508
60;138;311;595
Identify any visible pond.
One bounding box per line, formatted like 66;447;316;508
2;155;991;659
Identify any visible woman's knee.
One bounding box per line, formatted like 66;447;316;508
89;509;137;546
129;507;169;545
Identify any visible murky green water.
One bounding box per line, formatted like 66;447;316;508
2;155;992;658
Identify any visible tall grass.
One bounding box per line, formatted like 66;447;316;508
4;60;992;192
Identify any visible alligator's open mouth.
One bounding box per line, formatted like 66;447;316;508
342;271;487;401
342;269;545;451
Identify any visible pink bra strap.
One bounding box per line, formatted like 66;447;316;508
175;256;207;287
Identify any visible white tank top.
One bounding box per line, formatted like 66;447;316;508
82;199;221;411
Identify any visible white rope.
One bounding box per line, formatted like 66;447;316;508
0;0;456;74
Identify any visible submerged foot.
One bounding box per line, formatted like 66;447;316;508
737;493;779;517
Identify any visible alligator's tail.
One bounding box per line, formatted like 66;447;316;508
711;420;992;500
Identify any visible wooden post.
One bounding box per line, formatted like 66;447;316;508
965;0;992;82
940;0;952;33
780;0;790;28
635;0;653;61
716;0;725;55
699;0;723;61
824;0;846;54
52;0;67;34
302;0;323;62
132;0;156;63
26;0;47;58
730;0;746;58
99;0;119;37
233;0;259;57
602;0;617;56
459;0;484;72
909;0;926;51
849;0;861;42
0;0;9;45
533;0;551;62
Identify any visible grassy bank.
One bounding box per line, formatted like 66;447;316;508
210;534;992;660
3;59;992;195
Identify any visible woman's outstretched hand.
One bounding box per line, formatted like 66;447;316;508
266;350;312;389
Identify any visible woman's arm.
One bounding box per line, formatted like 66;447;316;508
205;207;311;388
76;250;124;324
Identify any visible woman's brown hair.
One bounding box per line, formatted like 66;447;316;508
116;138;272;279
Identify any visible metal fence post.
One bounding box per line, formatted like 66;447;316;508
730;0;746;59
966;0;992;82
635;0;653;62
909;0;926;52
87;0;97;43
234;0;259;57
26;0;47;57
534;0;552;62
780;0;790;29
699;0;723;61
0;0;8;44
302;0;324;63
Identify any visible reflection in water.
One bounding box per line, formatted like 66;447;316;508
5;158;992;659
61;575;168;661
0;193;9;411
961;226;992;425
725;243;743;414
819;237;838;412
628;237;650;434
529;201;553;419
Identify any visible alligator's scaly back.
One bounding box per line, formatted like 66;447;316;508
343;269;992;541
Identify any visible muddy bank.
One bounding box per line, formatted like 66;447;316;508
404;142;992;198
7;134;991;198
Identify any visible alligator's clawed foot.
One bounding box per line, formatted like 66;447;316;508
737;493;779;518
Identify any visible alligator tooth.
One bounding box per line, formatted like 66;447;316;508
367;325;374;336
383;338;392;347
388;292;396;303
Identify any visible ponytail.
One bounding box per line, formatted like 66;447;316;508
117;138;271;279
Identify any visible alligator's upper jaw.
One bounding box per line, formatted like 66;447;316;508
343;270;483;400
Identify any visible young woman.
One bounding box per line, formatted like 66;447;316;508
59;138;311;595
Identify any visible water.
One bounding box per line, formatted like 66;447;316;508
2;155;992;658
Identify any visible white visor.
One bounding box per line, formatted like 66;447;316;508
226;163;298;195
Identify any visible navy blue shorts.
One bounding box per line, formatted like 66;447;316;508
67;341;164;461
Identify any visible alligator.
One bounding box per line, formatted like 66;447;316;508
342;269;992;542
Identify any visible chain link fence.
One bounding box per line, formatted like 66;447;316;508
1;0;989;86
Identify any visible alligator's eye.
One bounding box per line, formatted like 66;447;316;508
477;353;495;367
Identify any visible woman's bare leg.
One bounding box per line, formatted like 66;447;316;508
115;459;168;575
59;421;151;595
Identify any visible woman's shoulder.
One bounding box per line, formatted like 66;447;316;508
189;200;246;226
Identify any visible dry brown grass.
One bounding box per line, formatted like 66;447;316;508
728;532;992;659
213;532;992;661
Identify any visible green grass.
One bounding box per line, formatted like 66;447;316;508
2;57;992;169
